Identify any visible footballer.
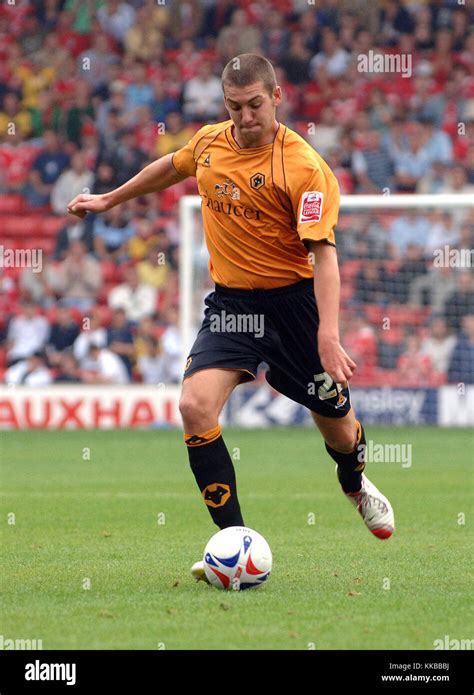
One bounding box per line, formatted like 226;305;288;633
67;54;395;583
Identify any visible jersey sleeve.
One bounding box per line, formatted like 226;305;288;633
286;150;340;246
171;124;218;178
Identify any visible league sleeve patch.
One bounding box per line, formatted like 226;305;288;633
299;191;324;224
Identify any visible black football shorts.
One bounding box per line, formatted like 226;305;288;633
183;278;351;418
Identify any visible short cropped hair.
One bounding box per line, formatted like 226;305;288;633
221;54;277;97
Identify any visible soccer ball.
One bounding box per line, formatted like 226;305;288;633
203;526;272;590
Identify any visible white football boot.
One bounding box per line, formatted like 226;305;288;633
190;560;210;584
340;472;395;539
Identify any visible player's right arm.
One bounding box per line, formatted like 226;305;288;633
66;153;188;219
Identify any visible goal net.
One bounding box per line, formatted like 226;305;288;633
180;194;473;391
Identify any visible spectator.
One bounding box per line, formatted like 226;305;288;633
73;310;107;367
339;213;387;261
299;8;321;54
352;129;394;193
31;28;69;70
159;306;182;383
92;160;119;195
4;351;52;386
54;218;95;260
378;0;415;46
456;224;474;257
81;342;130;384
414;6;434;51
393;123;432;193
124;6;163;61
353;260;391;306
182;62;223;122
93;206;134;261
136;241;169;290
464;143;474;184
110;128;148;186
417;160;449;194
19;260;58;307
108;265;156;323
306;106;341;159
337;10;360;53
17;13;47;56
168;0;202;44
60;80;96;147
342;312;377;374
390;244;427;304
149;80;180;125
325;147;353;195
279;31;312;85
133;316;158;360
389;212;430;258
6;301;50;366
46;304;80;366
441;165;474;227
97;0;136;43
106;308;135;377
451;7;470;51
96;83;127;137
51;151;94;216
420;115;453;165
156;112;195;158
447;314;474;385
0;92;32;141
444;272;474;332
424;211;460;257
366;88;394;131
396;334;433;387
440;164;474;198
309;28;350;79
55;240;102;311
54;352;83;383
128;218;159;261
216;9;261;62
23;130;70;208
261;11;289;64
409;265;458;314
124;61;154;114
14;50;55;108
137;336;167;384
421;316;456;376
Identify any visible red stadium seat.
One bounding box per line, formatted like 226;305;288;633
364;304;386;325
340;260;363;281
0;194;25;214
101;260;122;283
20;238;56;254
40;217;67;238
1;215;41;237
384;304;431;327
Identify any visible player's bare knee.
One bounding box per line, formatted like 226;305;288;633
325;429;357;454
179;393;216;431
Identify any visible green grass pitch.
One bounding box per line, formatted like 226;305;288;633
1;427;472;650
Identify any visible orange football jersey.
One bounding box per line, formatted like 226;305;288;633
172;120;340;289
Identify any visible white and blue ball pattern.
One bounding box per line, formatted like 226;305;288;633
203;526;272;590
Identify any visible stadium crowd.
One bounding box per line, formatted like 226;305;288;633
0;0;473;386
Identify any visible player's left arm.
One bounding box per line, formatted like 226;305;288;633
308;241;356;384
